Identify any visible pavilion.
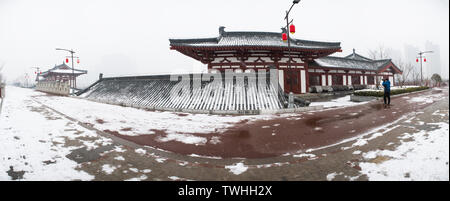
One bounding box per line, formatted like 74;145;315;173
39;63;87;89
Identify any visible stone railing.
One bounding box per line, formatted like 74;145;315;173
36;81;70;96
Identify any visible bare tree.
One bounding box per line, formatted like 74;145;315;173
394;59;414;88
368;45;390;60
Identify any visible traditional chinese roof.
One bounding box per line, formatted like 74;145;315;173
170;26;341;51
41;63;87;77
310;52;402;74
344;49;373;61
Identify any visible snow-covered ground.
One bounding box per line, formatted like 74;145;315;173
31;88;300;145
309;95;368;108
0;86;104;180
359;122;449;181
1;85;448;181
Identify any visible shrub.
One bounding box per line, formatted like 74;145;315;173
353;86;429;97
331;85;349;91
352;85;367;90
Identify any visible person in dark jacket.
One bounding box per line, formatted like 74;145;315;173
382;78;391;107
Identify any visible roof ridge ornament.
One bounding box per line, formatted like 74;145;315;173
219;26;226;35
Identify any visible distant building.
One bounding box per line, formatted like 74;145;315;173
39;63;87;89
309;49;402;87
424;41;442;78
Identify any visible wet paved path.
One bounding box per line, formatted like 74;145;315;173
112;88;448;158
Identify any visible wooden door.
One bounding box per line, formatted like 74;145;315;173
284;69;301;94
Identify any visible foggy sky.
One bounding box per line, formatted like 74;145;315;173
1;0;449;87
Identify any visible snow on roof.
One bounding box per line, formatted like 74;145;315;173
169;27;341;50
41;63;87;76
345;49;373;62
312;56;392;71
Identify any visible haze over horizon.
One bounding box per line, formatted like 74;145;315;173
1;0;449;87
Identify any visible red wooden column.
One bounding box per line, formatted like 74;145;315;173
304;61;309;93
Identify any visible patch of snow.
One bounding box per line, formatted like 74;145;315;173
188;154;222;159
209;136;221;144
310;95;368;108
168;176;181;180
293;153;317;159
114;146;126;153
225;162;249;175
114;156;125;161
125;175;148;181
102;164;116;175
326;172;343;181
155;157;167;163
128;168;139;173
157;133;207;145
135;148;147;155
353;150;362;155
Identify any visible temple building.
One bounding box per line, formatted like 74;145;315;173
170;27;402;94
77;26;402;114
39;63;87;89
309;49;402;88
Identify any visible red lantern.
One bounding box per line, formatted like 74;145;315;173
416;58;419;63
77;59;80;64
66;58;69;63
290;24;296;34
282;33;288;42
424;58;427;62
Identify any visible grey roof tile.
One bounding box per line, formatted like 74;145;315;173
170;27;341;50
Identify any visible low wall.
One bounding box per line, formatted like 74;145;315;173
0;83;5;98
76;74;318;115
36;81;70;96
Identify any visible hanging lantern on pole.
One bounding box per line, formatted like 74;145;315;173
282;33;288;42
77;58;80;64
424;58;427;62
416;58;419;63
66;58;69;63
290;24;296;34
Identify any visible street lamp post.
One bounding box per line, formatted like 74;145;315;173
417;50;433;85
56;48;76;89
283;0;301;93
31;67;41;82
